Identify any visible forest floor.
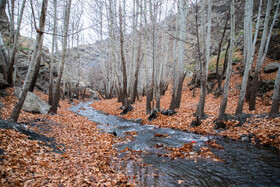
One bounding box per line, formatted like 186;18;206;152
0;88;137;186
92;56;280;151
0;54;279;186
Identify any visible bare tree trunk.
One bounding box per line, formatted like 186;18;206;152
130;40;142;104
28;37;44;92
196;0;212;123
235;0;253;115
68;82;72;102
144;0;152;114
9;0;48;122
249;0;279;110
215;41;230;98
193;0;202;97
270;69;280;114
48;0;57;105
52;0;72;113
7;0;26;86
0;33;8;80
218;0;235;120
215;9;230;97
173;0;188;109
7;0;15;58
169;0;180;110
119;2;129;108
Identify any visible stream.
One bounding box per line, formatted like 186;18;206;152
70;101;280;186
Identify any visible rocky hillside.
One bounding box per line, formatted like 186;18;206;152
0;10;56;93
15;36;56;92
65;0;280;91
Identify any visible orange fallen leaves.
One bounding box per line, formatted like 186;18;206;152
91;57;280;150
0;88;136;186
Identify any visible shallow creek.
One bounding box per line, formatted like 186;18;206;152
70;101;280;186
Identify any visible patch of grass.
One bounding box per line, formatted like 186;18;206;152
233;51;243;63
186;63;196;73
208;50;227;72
19;46;29;51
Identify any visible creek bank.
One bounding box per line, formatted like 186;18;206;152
73;101;280;186
91;97;280;150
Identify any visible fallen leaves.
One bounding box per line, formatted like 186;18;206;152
91;56;280;150
154;133;170;138
155;141;223;162
0;89;136;186
207;140;224;149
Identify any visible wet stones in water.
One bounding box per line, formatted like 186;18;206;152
148;109;158;121
154;133;170;138
120;105;134;115
161;109;177;116
109;131;117;136
240;134;254;143
134;118;143;124
154;143;164;148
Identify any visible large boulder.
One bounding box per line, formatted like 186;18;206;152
15;87;51;114
263;63;280;73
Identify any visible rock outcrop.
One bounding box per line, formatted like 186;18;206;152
263;63;280;73
16;37;54;92
15;87;51;114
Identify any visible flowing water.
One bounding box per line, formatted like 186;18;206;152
70;102;280;186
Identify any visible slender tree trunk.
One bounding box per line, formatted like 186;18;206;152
7;0;26;85
7;0;15;58
169;0;180;110
9;0;48;122
0;33;8;80
52;0;72;113
235;0;253;115
28;37;44;92
48;0;57;105
270;69;280;114
174;0;188;109
144;0;152;114
119;3;129;108
68;82;72;102
215;10;230;96
193;0;202;97
196;0;212;122
249;0;279;110
218;0;235;119
130;39;142;104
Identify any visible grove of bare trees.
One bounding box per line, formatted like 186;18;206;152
0;0;279;123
